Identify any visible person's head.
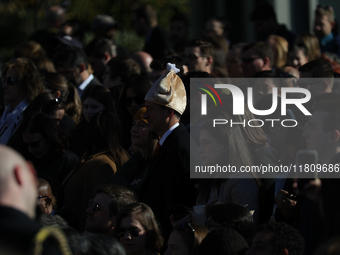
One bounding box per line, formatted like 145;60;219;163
118;75;152;118
242;42;274;77
267;35;288;69
114;203;163;255
251;3;278;38
82;111;124;169
149;56;185;83
45;5;66;29
131;107;158;158
227;43;247;78
53;47;89;86
60;19;86;44
144;64;186;137
208;35;229;78
43;71;82;123
253;71;278;105
185;40;214;73
1;58;44;108
287;44;309;69
14;41;46;60
165;222;209;255
103;57;141;88
197;227;249;255
130;51;153;76
303;93;340;164
205;202;254;240
133;4;157;36
170;14;189;52
205;17;227;38
295;32;321;61
37;178;55;215
0;145;38;219
76;234;127;255
298;59;334;99
91;15;119;40
85;184;137;235
314;5;335;39
199;108;253;168
88;38;117;80
22;112;67;159
81;85;115;123
247;222;304;255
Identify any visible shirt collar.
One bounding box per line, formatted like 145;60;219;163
320;32;334;47
159;122;180;145
78;74;94;92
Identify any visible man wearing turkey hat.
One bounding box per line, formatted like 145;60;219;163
141;63;196;235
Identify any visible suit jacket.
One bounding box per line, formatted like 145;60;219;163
139;124;196;234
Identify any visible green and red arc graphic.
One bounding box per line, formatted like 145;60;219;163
197;82;223;106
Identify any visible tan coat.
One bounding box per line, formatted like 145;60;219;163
63;151;130;230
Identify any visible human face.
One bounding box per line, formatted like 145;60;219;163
303;110;331;158
118;216;147;255
83;97;105;122
246;231;275;255
2;68;25;109
57;65;82;86
22;133;51;159
85;193;115;234
37;185;53;215
184;47;209;73
297;75;325;100
102;66;120;88
241;49;265;77
205;20;224;38
89;56;106;81
143;101;169;137
48;109;65;125
126;88;144;117
288;50;309;69
165;230;190;255
198;128;225;166
314;15;333;38
131;120;149;148
253;78;276;105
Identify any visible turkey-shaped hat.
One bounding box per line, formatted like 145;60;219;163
145;63;186;115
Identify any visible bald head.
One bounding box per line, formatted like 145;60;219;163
0;145;38;219
131;51;153;75
45;5;66;29
38;178;54;215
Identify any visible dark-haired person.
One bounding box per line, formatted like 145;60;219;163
169;14;190;55
0;58;44;144
85;184;137;236
149;55;185;83
53;47;101;97
184;39;214;73
64;111;130;231
241;42;274;77
287;44;309;69
113;203;163;255
22;112;79;185
165;222;209;255
247;222;304;255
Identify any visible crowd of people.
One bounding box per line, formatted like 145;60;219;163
1;2;340;255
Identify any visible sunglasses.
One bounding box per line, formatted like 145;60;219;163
242;57;262;63
116;227;143;238
184;53;206;61
125;97;145;106
88;199;110;212
24;137;43;149
2;77;18;85
37;195;49;199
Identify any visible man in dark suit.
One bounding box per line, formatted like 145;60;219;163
0;145;41;253
53;47;101;97
141;63;195;236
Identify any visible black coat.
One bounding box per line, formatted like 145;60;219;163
139;124;196;234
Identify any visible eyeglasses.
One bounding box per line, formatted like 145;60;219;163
37;195;49;199
125;97;145;106
116;227;143;238
242;57;262;63
184;53;206;61
2;77;18;85
88;199;111;212
24;137;43;149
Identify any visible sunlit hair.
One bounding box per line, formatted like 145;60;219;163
34;57;56;73
296;32;321;61
1;57;44;103
113;203;163;253
14;41;46;60
268;35;288;69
